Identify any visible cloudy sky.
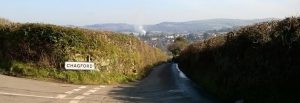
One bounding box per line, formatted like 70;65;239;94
0;0;299;25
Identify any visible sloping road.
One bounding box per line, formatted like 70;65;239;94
0;63;214;103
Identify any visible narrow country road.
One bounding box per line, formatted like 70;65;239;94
0;63;214;103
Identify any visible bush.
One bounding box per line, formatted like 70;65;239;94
167;37;189;56
0;22;167;84
176;17;300;103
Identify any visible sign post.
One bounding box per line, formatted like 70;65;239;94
65;62;95;70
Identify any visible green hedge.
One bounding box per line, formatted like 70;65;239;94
0;22;167;84
176;17;300;103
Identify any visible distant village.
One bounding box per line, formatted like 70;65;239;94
122;30;229;52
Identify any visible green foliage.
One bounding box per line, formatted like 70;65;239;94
0;22;167;84
167;37;189;56
176;17;300;103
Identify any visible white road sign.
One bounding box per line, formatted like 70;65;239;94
65;62;95;70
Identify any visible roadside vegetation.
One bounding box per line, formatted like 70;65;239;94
175;17;300;103
167;37;189;57
0;19;167;84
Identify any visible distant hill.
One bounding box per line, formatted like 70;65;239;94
0;18;12;25
84;18;276;33
145;18;274;33
85;23;135;32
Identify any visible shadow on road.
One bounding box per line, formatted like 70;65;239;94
107;63;194;103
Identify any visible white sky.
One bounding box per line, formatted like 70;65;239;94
0;0;299;25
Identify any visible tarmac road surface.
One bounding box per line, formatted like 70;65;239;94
0;63;215;103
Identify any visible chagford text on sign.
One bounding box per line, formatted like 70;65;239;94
65;62;95;70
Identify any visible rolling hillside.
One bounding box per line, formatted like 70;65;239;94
84;18;274;33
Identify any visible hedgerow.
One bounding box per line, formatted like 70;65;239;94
176;17;300;103
0;22;167;84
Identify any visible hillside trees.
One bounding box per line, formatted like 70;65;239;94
167;37;189;56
